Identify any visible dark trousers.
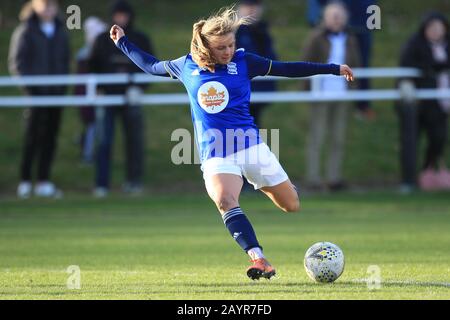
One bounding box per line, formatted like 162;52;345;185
20;107;62;181
355;32;373;112
397;102;448;185
249;103;268;128
95;105;144;188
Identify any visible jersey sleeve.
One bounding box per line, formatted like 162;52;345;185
163;56;186;81
245;52;273;79
116;36;186;81
245;52;341;79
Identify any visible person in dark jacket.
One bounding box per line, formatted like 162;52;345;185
8;0;70;199
89;0;154;197
397;12;450;192
236;0;277;128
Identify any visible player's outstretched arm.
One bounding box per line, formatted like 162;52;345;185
269;60;355;81
245;52;354;82
110;24;178;78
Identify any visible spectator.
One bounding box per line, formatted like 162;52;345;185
343;0;376;120
302;2;361;191
236;0;277;128
75;17;107;165
8;0;70;199
89;0;154;197
306;0;376;120
397;12;450;192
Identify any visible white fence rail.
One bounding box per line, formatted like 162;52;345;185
0;67;448;108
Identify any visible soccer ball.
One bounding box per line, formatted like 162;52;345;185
304;242;344;283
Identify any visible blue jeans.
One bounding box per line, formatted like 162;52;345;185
95;105;144;189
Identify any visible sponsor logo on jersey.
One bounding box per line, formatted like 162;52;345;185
197;81;229;114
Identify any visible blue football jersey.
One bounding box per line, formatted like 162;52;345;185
169;49;264;162
116;36;340;163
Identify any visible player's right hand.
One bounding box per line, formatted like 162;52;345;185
110;24;125;44
340;64;354;82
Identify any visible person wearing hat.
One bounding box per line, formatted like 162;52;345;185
236;0;277;128
89;0;154;197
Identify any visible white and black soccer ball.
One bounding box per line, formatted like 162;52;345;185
304;242;345;283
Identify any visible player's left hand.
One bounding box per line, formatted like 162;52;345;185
340;64;354;82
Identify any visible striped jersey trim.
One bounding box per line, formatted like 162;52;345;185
163;61;175;79
265;60;273;76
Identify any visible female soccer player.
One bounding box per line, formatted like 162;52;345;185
110;7;354;280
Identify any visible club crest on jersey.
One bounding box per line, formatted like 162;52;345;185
227;62;238;75
197;81;229;114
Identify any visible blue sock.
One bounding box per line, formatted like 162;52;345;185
222;207;261;252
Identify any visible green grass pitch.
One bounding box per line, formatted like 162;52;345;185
0;191;449;300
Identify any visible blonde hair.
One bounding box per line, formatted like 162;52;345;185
191;6;252;72
19;2;33;21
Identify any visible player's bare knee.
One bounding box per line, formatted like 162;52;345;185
216;194;239;213
283;199;300;213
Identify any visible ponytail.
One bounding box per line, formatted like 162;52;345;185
190;6;251;72
191;20;216;72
